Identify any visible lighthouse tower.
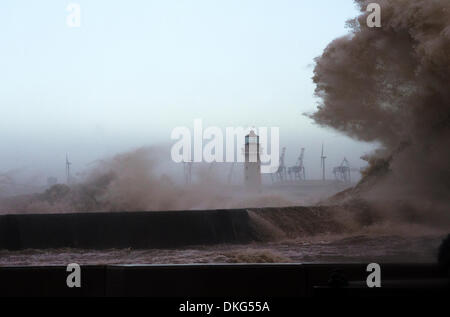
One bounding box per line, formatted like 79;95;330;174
244;130;261;190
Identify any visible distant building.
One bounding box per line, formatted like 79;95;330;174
244;130;261;190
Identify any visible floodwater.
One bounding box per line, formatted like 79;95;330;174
0;234;442;266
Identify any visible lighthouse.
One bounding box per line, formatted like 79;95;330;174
244;130;261;190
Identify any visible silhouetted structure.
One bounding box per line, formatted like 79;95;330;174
244;130;261;190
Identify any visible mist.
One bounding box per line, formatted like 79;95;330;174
0;145;353;213
0;0;373;191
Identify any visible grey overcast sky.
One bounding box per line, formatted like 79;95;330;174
0;0;377;183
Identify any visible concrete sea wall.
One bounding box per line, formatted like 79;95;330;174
0;209;255;250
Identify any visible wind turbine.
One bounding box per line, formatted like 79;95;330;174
320;143;326;181
66;154;72;185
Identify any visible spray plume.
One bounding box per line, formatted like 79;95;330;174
311;0;450;210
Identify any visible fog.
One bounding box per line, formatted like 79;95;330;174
0;0;374;191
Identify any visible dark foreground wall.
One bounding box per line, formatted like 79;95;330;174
0;263;448;297
0;209;255;250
